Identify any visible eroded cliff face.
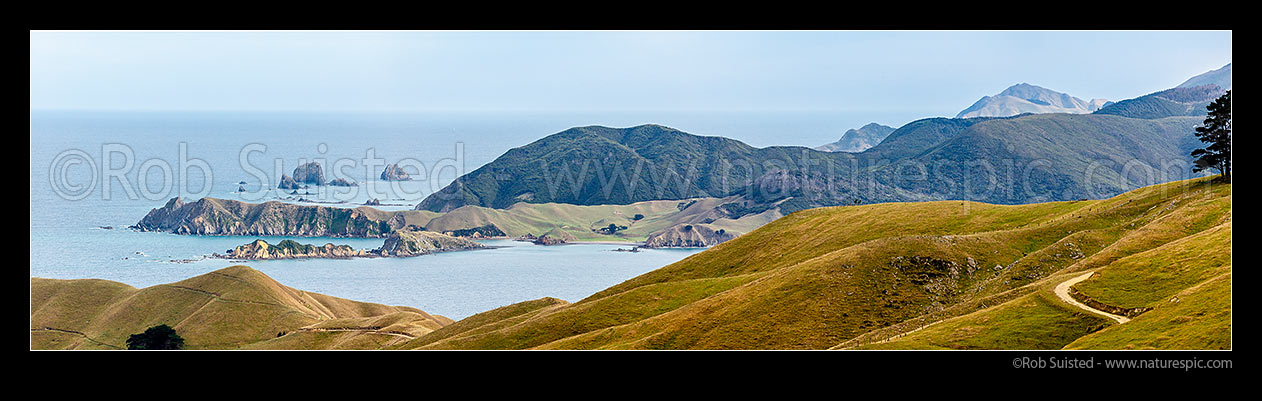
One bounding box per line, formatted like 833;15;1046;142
221;239;366;260
376;230;488;257
642;224;736;248
132;197;403;237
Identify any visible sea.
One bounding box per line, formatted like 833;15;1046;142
29;109;929;319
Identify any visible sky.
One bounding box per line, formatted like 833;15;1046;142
30;30;1231;122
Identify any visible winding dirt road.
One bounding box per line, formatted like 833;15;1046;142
1054;271;1130;324
293;327;416;339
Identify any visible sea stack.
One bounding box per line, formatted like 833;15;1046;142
293;162;325;186
278;174;300;190
380;163;413;181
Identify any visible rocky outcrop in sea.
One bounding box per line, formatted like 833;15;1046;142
218;239;367;260
278;174;300;190
380;163;412;181
293;162;325;185
327;178;358;186
217;231;485;260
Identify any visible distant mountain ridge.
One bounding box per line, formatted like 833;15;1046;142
1092;63;1229;120
815;123;896;152
1094;84;1226;120
957;83;1107;118
417;115;1203;214
1178;63;1231;90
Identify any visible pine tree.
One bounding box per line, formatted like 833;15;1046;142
1191;90;1231;182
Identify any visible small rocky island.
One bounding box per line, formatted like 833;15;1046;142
278;174;301;190
327;177;358;186
219;239;366;259
293;162;325;186
380;163;412;181
217;229;486;260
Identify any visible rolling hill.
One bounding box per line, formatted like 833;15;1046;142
391;176;1229;350
815;123;896;153
31;265;452;350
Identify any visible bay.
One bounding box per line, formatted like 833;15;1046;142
29;110;902;319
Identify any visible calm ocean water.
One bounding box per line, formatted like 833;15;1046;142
29;110;917;319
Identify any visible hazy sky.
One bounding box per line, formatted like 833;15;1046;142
30;30;1231;119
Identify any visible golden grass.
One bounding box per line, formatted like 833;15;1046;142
403;177;1230;350
1065;272;1231;350
35;177;1230;350
30;265;450;350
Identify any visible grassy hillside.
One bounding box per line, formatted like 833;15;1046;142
397;176;1228;350
424;195;780;242
31;266;452;350
1065;272;1230;350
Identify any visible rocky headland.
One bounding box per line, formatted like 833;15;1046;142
642;224;736;248
132;197;410;238
376;229;488;257
532;228;577;246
